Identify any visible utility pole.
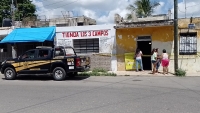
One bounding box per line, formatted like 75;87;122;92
11;0;17;59
11;0;15;27
174;0;179;72
184;0;186;18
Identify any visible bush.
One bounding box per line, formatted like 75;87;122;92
90;72;101;76
104;72;117;76
175;68;186;77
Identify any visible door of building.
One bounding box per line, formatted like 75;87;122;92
137;36;152;70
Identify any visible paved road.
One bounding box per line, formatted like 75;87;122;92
0;74;200;113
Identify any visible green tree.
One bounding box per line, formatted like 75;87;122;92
126;0;160;19
0;0;11;26
0;0;36;26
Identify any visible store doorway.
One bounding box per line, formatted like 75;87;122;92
137;36;152;70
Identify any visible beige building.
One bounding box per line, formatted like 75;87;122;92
49;16;96;27
114;10;172;24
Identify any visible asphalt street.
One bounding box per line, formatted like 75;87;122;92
0;74;200;113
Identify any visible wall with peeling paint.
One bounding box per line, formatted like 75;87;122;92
116;17;200;73
168;18;200;73
116;26;174;71
178;18;200;29
56;25;118;71
56;25;116;54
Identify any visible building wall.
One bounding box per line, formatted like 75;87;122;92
168;18;200;73
116;26;174;71
49;16;96;27
0;28;12;37
0;28;13;62
116;17;200;73
178;18;200;29
56;25;117;71
0;44;12;62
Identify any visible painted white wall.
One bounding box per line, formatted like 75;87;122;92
153;38;200;74
56;25;117;71
152;41;173;55
168;38;200;73
56;25;115;53
0;28;12;36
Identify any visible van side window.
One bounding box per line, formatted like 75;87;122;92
21;50;36;59
54;48;65;57
38;50;49;58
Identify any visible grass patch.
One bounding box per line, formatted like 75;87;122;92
92;68;108;73
78;68;116;77
175;68;186;77
78;72;117;77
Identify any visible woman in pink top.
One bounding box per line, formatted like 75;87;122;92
161;49;169;75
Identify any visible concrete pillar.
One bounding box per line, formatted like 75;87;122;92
12;45;17;59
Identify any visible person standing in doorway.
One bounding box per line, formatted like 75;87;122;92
135;48;144;72
155;48;161;73
161;49;170;75
151;48;157;74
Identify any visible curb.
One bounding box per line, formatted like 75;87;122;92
116;74;175;77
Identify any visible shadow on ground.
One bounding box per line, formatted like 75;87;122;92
1;75;90;81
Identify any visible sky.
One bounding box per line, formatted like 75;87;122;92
32;0;200;24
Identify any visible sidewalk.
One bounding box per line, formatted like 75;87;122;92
112;71;200;77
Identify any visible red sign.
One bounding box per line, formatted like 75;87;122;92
62;30;109;38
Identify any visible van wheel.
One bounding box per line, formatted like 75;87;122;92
4;67;16;80
52;67;66;81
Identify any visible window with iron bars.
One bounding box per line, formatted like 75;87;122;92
73;38;99;54
179;32;197;55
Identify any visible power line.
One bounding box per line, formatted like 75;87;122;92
186;3;200;8
184;2;200;18
37;0;79;10
37;0;79;14
36;0;65;9
178;7;185;13
177;1;200;17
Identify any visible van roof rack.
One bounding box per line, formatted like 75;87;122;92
36;46;52;49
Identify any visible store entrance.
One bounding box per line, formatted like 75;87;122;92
137;36;152;70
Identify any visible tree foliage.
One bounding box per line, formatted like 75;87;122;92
0;0;36;26
126;0;160;20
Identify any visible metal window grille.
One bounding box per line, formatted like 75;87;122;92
179;32;197;55
137;36;151;41
73;38;99;54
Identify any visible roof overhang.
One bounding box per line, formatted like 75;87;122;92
114;19;174;29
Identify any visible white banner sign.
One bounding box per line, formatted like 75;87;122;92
57;29;110;39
